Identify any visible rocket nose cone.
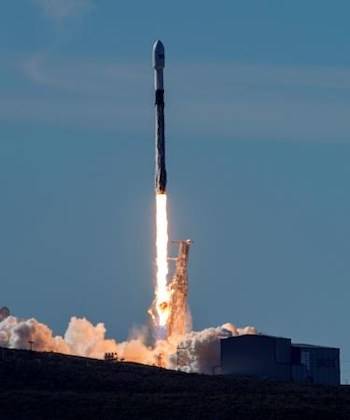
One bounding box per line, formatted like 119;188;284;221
153;40;165;69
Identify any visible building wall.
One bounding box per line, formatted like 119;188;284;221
220;335;340;385
292;345;340;385
221;335;291;381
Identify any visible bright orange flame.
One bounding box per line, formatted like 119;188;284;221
154;193;171;329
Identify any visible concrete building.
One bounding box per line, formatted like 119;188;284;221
221;335;340;385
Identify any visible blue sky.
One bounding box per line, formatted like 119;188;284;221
1;1;350;379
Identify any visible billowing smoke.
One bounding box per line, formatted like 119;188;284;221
0;310;256;373
169;323;256;374
0;316;114;357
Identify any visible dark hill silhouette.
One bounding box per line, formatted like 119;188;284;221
0;347;349;419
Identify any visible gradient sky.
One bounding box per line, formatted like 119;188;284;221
1;1;350;380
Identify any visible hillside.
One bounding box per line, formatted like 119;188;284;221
0;347;349;419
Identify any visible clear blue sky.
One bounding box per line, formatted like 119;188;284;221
1;1;350;379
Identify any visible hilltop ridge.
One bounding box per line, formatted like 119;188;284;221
0;347;349;419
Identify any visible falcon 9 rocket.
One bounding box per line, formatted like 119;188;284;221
153;40;167;194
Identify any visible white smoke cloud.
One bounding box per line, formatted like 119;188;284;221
33;0;94;20
0;313;256;374
64;317;119;358
0;315;117;357
168;323;257;374
0;316;69;353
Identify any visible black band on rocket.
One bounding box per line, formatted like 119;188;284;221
155;89;164;105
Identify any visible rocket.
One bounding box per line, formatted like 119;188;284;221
153;40;167;194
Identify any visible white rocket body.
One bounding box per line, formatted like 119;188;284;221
153;40;167;194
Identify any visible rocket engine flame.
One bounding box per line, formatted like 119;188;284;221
153;193;171;333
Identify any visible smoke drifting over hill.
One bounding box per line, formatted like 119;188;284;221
0;311;256;373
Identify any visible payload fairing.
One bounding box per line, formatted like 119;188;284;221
153;40;167;194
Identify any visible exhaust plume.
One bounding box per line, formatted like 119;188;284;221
0;310;256;373
149;193;172;335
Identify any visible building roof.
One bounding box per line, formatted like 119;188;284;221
292;343;339;350
222;334;339;350
224;334;289;341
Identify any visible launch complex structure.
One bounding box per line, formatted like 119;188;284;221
149;41;192;339
167;239;192;337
